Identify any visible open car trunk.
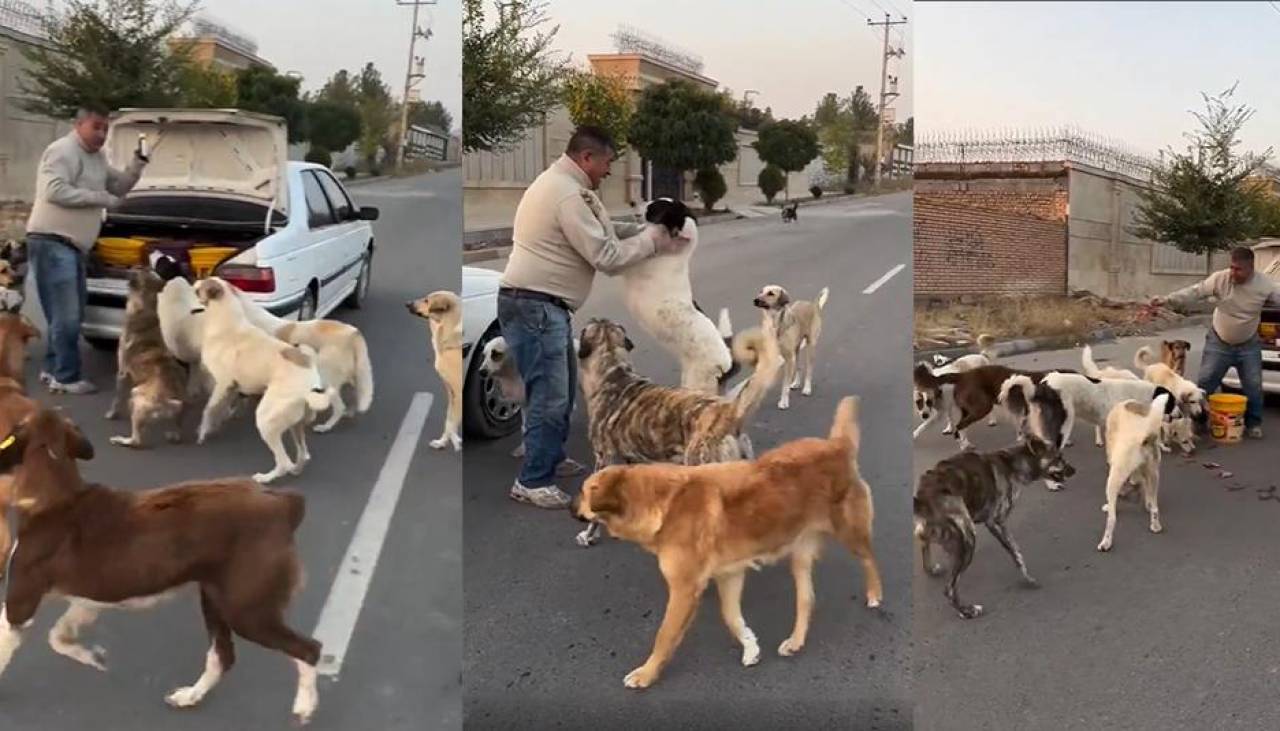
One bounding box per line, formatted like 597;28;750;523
91;108;288;281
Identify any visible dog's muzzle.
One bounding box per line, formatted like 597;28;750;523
752;297;767;308
568;494;589;522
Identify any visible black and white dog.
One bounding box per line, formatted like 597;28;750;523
914;437;1076;619
781;201;799;223
0;239;27;313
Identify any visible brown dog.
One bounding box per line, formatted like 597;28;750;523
0;406;323;724
570;396;881;689
407;291;463;451
0;313;39;387
106;269;188;447
1160;339;1191;377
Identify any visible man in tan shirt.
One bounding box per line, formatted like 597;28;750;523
499;126;683;508
1152;246;1280;437
26;104;147;394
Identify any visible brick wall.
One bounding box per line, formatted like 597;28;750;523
914;192;1068;298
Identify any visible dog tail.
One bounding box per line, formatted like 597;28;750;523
352;332;375;413
814;286;830;311
1134;345;1158;370
829;396;861;456
1081;344;1104;379
1147;392;1171;436
976;333;997;362
717;307;733;339
731;313;782;422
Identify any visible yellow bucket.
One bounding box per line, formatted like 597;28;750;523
188;246;239;278
1208;393;1247;444
95;237;147;267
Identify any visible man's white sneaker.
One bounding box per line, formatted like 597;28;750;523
508;482;572;509
48;379;97;395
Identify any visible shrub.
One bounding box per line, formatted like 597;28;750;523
305;146;332;167
345;166;358;179
694;168;727;213
809;185;823;199
842;181;857;195
758;165;785;204
370;166;383;177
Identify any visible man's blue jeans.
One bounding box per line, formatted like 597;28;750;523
28;234;87;384
1197;328;1264;429
498;292;576;488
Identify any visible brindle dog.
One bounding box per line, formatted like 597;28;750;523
914;437;1076;619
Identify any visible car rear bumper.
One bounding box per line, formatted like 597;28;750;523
1220;347;1280;394
82;278;305;340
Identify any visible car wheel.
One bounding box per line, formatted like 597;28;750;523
343;251;372;310
85;336;117;352
463;325;522;439
296;285;318;321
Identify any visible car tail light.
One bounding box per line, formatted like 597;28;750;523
218;264;276;293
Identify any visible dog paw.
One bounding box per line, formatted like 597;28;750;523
312;422;335;434
1096;539;1113;552
623;666;657;689
165;431;182;444
108;435;138;448
741;637;761;666
574;528;598;548
777;400;790;410
925;563;944;577
777;637;804;657
1149;519;1163;534
429;437;447;449
958;604;984;619
941;426;954;435
1045;481;1064;492
866;596;882;609
165;685;204;708
801;385;812;397
104;409;119;421
1021;576;1041;589
253;470;285;484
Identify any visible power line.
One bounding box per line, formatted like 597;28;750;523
837;0;894;42
869;12;908;187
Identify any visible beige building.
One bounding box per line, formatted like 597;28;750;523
169;15;273;72
464;52;819;233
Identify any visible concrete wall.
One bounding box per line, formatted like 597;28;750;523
1066;164;1228;299
0;26;70;205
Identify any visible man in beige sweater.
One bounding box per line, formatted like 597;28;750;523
499;126;683;508
1152;246;1280;437
26;104;147;394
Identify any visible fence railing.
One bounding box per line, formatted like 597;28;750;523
917;126;1160;180
0;0;44;38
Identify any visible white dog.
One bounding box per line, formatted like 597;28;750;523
1005;372;1181;452
618;198;734;394
478;336;527;457
1098;393;1170;552
232;288;374;432
194;277;335;483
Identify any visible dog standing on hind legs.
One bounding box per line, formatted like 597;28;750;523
752;284;829;409
407;291;462;450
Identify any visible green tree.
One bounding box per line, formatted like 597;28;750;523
629;80;738;176
813;86;879;185
758;165;785;204
407;100;454;133
1131;84;1275;254
721;90;773;131
562;69;633;151
306;100;362;154
354;63;396;167
754;119;819;200
179;64;237;108
235;66;307;143
693;167;727;213
897;116;914;146
20;0;196;117
463;0;570;152
318;69;359;108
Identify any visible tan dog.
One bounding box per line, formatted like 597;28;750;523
194;277;336;483
1160;339;1191;376
105;269;188;447
407;291;462;451
1134;346;1207;418
1099;393;1169;552
752;284;829;409
571;396;880;689
0;312;39;388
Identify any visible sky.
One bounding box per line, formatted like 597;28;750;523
198;0;462;133
544;0;913;123
916;1;1279;158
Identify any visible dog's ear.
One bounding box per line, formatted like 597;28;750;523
776;290;791;307
62;417;94;461
576;334;593;360
912;494;926;516
0;426;27;472
623;335;635;351
589;469;626;516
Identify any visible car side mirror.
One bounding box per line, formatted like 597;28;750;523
358;206;380;221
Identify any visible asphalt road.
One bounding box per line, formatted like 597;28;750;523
912;324;1280;730
0;170;462;730
464;193;914;730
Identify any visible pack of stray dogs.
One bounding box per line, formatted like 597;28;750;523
478;198;865;689
912;335;1204;619
0;248;389;723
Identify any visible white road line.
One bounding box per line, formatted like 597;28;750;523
862;263;905;295
313;392;434;678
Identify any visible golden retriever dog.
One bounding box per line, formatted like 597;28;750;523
752;284;829;409
105;269;189;447
407;291;462;451
570;396;881;689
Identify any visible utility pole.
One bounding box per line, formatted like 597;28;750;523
396;0;436;170
868;12;907;187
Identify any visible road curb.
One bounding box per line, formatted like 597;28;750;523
914;314;1212;362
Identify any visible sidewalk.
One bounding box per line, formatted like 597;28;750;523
463;188;884;264
915;314;1212;362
